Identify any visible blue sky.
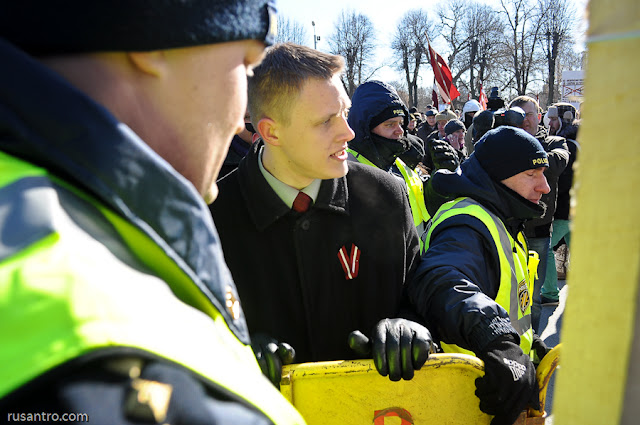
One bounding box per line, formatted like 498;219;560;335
274;0;589;85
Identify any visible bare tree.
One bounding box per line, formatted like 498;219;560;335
436;0;471;92
414;85;434;110
538;0;577;104
438;0;506;98
388;81;410;107
557;42;585;74
499;0;549;96
465;3;507;97
328;10;377;97
275;15;308;46
391;9;437;108
538;42;584;106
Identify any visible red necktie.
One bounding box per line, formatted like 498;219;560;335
292;191;312;213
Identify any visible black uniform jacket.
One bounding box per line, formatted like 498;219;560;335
554;138;579;221
210;141;421;362
524;128;569;238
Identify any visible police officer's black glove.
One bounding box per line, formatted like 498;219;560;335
250;333;295;389
348;318;433;381
531;334;551;366
430;139;460;172
398;135;426;169
475;336;540;425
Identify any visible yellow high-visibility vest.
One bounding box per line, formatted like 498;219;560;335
425;197;535;357
0;151;305;424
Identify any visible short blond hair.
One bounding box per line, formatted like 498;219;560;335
248;43;345;127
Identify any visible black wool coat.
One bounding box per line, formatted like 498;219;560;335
210;142;421;363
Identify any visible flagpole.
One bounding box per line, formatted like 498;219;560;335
426;33;451;106
425;34;439;109
426;34;447;104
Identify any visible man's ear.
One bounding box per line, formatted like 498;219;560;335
257;118;281;146
127;51;166;77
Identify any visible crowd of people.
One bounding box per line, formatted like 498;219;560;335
0;1;580;425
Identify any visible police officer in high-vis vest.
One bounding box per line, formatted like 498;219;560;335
346;81;459;252
407;126;553;425
0;1;305;424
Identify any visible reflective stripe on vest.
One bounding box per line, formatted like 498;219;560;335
0;152;305;425
347;148;430;251
425;197;534;356
394;158;430;225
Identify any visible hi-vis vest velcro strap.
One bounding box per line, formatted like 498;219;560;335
426;197;533;356
347;149;430;227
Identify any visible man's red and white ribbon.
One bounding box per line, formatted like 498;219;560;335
338;244;360;280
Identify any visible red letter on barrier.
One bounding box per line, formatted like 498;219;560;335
373;407;413;425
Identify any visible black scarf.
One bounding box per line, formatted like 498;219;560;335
350;133;410;171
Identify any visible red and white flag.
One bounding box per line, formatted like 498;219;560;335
431;85;439;110
427;37;460;104
479;84;488;110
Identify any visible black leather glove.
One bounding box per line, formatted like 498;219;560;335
429;139;460;172
250;333;295;388
398;135;426;169
348;318;433;381
531;334;551;366
475;336;540;425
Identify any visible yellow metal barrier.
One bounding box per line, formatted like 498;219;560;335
529;344;561;419
281;348;560;425
281;353;489;424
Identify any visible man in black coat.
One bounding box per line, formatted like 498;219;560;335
417;108;438;138
210;43;433;387
509;96;569;332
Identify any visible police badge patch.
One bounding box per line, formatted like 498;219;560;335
517;279;531;314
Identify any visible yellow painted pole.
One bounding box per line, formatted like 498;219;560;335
553;1;640;424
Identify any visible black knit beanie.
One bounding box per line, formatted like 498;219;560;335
370;106;406;130
444;119;465;136
474;126;549;181
0;0;276;55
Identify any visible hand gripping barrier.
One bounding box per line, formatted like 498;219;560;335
281;345;561;425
